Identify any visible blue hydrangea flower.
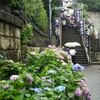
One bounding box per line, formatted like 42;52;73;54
54;86;65;92
30;88;42;93
72;64;84;71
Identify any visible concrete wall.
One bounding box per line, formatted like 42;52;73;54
88;12;100;38
89;12;100;60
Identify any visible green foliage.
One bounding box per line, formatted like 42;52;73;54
23;0;48;32
0;48;85;99
21;23;33;44
77;3;89;19
43;0;60;17
11;0;23;10
0;60;24;80
42;0;49;16
77;0;100;11
11;0;48;32
27;0;48;32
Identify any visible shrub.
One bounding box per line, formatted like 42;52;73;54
0;47;91;100
21;23;33;44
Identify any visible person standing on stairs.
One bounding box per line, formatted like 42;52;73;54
69;47;76;64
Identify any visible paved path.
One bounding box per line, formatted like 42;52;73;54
84;65;100;100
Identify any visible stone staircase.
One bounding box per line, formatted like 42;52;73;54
62;26;88;65
75;46;88;65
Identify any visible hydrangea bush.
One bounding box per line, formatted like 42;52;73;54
0;46;91;100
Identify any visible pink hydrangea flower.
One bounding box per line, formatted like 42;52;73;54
75;87;82;97
79;79;87;87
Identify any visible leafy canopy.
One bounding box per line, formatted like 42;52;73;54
11;0;48;32
77;0;100;11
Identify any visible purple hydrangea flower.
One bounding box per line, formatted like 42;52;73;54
83;88;92;100
3;84;10;90
85;94;92;100
72;64;84;71
75;87;82;97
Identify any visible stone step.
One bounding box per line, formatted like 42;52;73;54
62;27;88;65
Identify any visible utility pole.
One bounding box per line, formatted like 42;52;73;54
49;0;52;45
49;0;64;46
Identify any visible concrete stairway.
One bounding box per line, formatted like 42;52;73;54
62;26;88;65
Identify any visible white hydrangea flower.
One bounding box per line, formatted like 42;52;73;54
26;74;33;83
10;75;19;81
62;61;67;66
3;84;10;90
46;79;53;83
47;70;57;74
30;51;36;56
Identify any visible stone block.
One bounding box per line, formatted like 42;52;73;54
9;25;14;37
2;23;9;36
12;26;16;37
10;38;15;49
0;22;3;34
5;24;9;36
15;28;20;38
6;50;20;61
3;23;6;34
14;38;20;49
0;36;1;49
17;39;21;49
0;37;10;50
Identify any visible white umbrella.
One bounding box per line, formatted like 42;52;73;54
64;42;81;47
73;42;81;46
64;42;75;47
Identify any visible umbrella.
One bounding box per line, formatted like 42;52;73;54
64;42;81;47
73;42;81;46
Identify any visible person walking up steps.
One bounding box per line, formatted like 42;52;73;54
69;47;76;64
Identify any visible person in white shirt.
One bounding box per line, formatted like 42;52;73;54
69;48;76;64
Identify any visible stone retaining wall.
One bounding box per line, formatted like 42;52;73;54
0;9;49;61
28;30;49;47
0;22;21;60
